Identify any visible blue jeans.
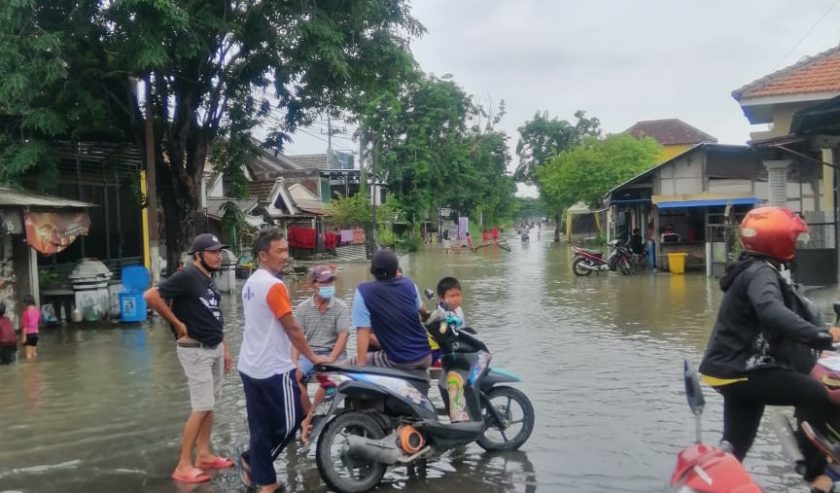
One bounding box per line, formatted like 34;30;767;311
298;350;346;379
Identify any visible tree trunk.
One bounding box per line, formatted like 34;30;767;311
159;128;208;274
554;211;561;242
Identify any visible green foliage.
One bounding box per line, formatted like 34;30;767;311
396;233;423;252
537;134;662;211
0;0;421;271
359;75;517;228
514;197;546;219
325;192;395;229
515;110;601;185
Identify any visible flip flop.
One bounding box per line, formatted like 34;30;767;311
196;456;235;470
171;468;211;484
239;452;253;489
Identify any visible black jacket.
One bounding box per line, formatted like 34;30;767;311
699;255;831;379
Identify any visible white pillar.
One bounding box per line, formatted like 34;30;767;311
764;160;791;207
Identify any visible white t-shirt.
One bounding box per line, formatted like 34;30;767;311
238;268;296;379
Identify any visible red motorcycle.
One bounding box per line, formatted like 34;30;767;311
571;239;632;276
667;360;763;493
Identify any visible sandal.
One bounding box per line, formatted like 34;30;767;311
171;467;211;484
239;451;253;489
196;456;235;470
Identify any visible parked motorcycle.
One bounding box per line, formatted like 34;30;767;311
667;360;763;493
571;239;632;276
307;305;535;493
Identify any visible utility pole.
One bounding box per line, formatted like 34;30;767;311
370;132;378;254
327;114;332;152
144;76;160;282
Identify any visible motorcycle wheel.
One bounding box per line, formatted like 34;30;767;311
477;386;535;451
315;411;387;493
572;257;592;276
618;257;632;275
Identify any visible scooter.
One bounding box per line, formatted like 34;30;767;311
307;304;535;493
571;239;631;276
666;360;763;493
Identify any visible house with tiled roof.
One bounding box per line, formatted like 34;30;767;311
733;44;840;140
732;44;840;285
625;119;717;161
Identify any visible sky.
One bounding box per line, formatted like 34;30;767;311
282;0;840;196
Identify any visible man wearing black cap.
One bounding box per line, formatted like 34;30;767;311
351;248;431;369
144;233;233;483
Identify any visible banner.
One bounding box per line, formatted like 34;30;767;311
24;211;91;256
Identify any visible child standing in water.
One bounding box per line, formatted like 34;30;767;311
0;302;16;364
20;295;40;359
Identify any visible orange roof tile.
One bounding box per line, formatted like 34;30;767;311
733;45;840;100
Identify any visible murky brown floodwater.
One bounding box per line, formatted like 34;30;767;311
0;230;828;492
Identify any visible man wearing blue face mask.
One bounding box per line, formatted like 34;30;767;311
292;265;349;413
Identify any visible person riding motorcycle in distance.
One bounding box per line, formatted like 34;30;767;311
698;206;840;491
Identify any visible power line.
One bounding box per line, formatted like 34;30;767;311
774;0;840;70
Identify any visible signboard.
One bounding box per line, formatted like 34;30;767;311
439;208;452;217
24;211;91;256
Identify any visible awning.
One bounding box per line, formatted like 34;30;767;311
610;198;651;206
656;197;762;209
0;186;96;208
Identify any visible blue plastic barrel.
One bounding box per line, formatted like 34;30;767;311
119;292;146;322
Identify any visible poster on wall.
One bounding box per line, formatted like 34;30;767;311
24;211;91;256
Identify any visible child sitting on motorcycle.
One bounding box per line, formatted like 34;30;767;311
698;207;840;491
430;276;467;365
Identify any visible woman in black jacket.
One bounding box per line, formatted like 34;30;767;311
699;207;840;488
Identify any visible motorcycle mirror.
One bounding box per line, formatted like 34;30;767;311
683;359;705;416
424;288;435;300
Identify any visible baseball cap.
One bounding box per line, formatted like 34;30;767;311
310;265;336;283
190;233;228;253
370;248;399;279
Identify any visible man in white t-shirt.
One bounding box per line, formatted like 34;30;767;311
237;229;326;493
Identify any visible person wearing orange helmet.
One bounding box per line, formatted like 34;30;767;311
699;206;840;489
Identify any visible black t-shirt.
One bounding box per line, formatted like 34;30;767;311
156;265;224;346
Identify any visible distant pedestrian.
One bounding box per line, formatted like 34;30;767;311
0;302;16;364
491;226;499;242
144;233;233;484
482;228;489;243
20;295;40;360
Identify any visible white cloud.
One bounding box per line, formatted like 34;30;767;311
285;0;840;196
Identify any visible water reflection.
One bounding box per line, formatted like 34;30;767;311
0;234;818;492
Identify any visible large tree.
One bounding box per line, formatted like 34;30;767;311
538;133;662;212
358;75;517;232
514;110;601;240
0;0;421;271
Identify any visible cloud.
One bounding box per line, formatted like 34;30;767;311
286;0;840;190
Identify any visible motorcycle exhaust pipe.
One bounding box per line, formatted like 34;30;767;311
346;434;402;465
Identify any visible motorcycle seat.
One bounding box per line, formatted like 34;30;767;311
578;248;603;257
324;364;430;384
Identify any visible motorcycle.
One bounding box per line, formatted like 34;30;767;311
667;359;763;493
571;239;632;276
307;303;535;493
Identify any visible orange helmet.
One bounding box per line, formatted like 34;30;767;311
739;206;808;262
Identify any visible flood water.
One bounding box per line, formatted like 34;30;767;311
0;230;822;492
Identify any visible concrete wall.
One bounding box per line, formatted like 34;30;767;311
656;152;704;195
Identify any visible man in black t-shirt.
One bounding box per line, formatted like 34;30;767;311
144;233;234;483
